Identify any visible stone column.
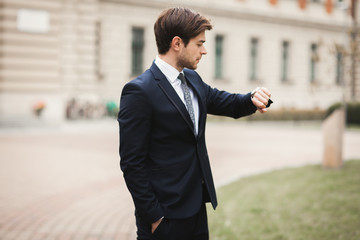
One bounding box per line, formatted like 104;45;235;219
322;108;345;168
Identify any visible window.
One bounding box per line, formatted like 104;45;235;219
215;35;224;79
131;27;144;76
249;38;259;81
336;49;344;85
95;21;103;81
310;43;318;83
281;41;290;82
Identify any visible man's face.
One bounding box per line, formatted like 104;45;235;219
177;31;207;70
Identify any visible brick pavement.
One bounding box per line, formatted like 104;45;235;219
0;120;359;240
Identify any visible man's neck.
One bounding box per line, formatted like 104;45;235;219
158;54;183;72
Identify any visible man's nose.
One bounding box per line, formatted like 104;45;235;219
201;46;207;55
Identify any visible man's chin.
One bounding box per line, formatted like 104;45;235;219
187;64;198;70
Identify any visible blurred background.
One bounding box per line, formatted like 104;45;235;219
0;0;360;239
0;0;359;126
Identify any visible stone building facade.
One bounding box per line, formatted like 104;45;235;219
0;0;359;124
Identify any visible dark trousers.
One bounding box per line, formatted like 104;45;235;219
135;203;209;240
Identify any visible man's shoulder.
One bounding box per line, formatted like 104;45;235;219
127;69;155;88
121;70;155;101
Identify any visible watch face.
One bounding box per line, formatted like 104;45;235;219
267;99;273;108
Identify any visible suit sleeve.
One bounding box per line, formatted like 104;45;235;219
118;82;164;224
202;81;257;118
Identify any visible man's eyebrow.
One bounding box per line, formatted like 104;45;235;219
199;40;206;43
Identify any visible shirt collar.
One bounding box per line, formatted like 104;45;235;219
155;55;184;84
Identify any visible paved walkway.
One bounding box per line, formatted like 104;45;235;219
0;120;359;240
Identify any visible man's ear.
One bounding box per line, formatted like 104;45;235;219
171;36;182;52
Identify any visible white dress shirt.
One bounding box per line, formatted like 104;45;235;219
154;55;199;135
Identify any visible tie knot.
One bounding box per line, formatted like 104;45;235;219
178;73;186;84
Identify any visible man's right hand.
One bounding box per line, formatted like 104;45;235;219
251;87;272;113
151;217;163;233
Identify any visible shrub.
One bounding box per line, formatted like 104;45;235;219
347;103;360;125
326;102;360;125
246;108;326;121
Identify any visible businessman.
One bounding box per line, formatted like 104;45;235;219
118;7;272;240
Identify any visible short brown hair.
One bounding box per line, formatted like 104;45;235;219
154;7;212;54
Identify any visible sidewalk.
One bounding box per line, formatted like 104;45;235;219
0;120;359;240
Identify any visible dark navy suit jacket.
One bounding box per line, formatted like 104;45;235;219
118;62;257;224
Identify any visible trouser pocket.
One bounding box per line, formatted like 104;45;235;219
152;218;170;239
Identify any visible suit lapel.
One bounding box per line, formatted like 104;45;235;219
150;63;195;133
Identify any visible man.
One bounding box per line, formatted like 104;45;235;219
118;7;272;240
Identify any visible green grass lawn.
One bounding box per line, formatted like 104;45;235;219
208;160;360;240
